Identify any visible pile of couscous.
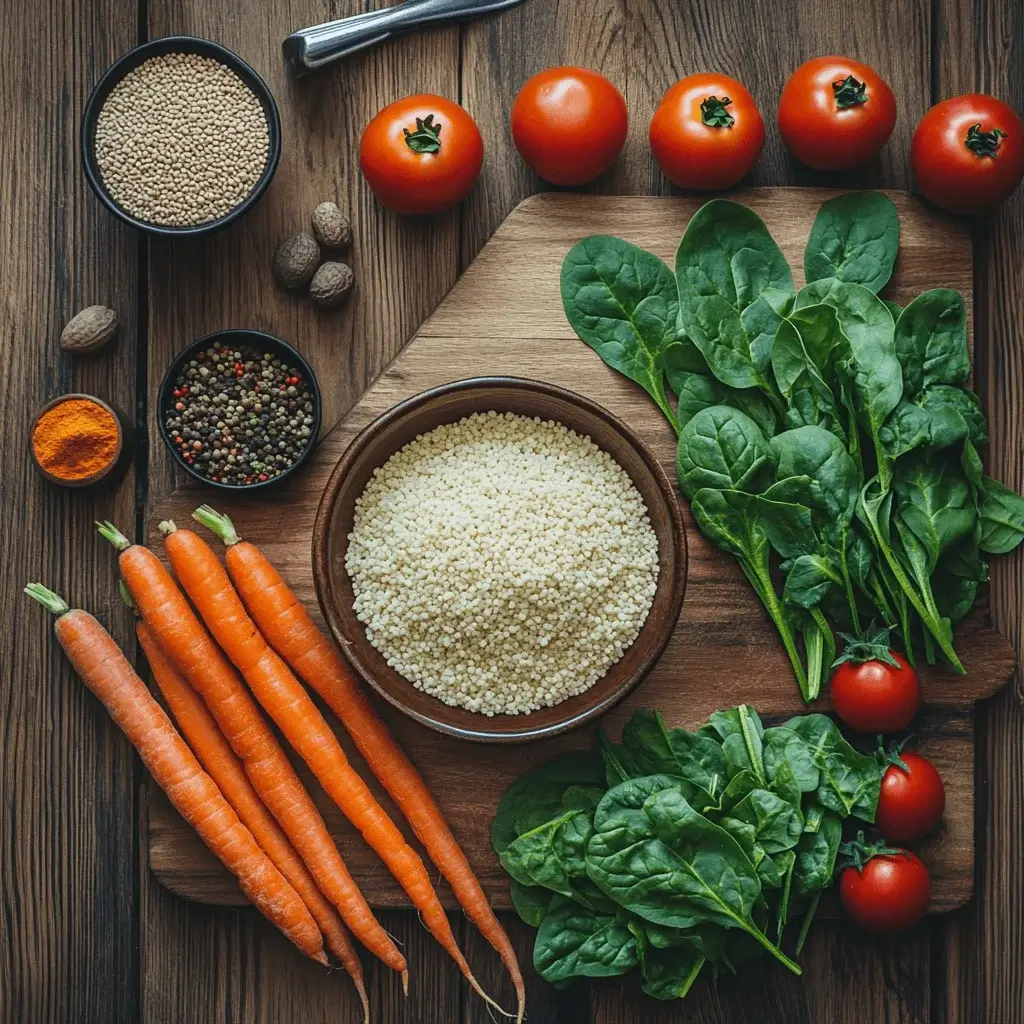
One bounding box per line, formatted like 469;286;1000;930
345;411;659;715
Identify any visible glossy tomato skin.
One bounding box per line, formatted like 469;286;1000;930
360;94;483;215
511;67;627;186
840;850;930;933
650;74;765;190
876;752;946;842
831;652;920;733
911;94;1024;214
778;56;896;171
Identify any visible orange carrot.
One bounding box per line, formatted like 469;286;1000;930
194;505;526;1021
136;621;369;1021
158;519;501;1013
24;584;326;966
95;523;407;984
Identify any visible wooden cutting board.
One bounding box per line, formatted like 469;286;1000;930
148;189;1015;915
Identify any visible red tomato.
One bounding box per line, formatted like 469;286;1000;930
649;74;765;190
511;67;627;185
840;847;930;933
778;56;897;170
360;94;483;215
831;631;920;733
911;93;1024;214
875;751;946;842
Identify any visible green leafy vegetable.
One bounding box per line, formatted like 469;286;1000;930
804;191;900;294
534;897;638;981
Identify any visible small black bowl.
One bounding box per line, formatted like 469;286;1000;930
157;329;321;491
81;36;282;237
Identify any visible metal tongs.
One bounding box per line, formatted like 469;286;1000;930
283;0;526;76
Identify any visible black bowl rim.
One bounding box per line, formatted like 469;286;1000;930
81;35;282;237
157;329;322;491
312;375;688;744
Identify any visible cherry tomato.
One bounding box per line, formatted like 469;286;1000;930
360;94;483;215
911;93;1024;214
876;750;945;842
778;56;897;170
511;67;627;185
649;74;765;190
831;629;920;733
840;845;930;933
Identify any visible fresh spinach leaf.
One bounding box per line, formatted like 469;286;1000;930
639;943;705;1000
770;426;859;522
892;288;970;397
727;788;804;854
677;406;775;497
499;808;595;897
792;812;843;898
671;370;777;437
704;705;767;785
510;880;554;927
796;278;902;492
534;896;639;982
562;236;681;430
804;191;900;294
978;475;1024;554
621;709;728;797
597;730;641;787
675;200;794;392
492;750;605;854
773;714;881;820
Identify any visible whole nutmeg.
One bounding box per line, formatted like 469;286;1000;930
311;202;353;249
60;305;119;354
309;262;354;309
273;233;321;289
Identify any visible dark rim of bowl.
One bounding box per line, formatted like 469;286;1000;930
312;376;687;743
81;36;282;237
157;329;322;491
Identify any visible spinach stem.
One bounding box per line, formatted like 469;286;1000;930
794;891;821;955
744;923;803;974
741;560;809;699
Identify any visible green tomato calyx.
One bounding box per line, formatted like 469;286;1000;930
838;830;906;873
965;122;1007;158
700;95;735;128
832;75;868;109
404;114;443;154
833;626;902;668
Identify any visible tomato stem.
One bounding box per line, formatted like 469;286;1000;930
700;95;735;128
964;122;1007;158
404;114;443;154
832;75;868;109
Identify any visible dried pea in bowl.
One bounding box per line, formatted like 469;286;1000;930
81;36;281;236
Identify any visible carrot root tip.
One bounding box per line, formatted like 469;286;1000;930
401;969;409;997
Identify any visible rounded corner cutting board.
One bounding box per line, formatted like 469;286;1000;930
148;189;1015;915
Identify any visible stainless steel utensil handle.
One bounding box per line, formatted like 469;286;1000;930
284;0;520;75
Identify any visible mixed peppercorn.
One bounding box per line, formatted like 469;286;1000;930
164;343;315;485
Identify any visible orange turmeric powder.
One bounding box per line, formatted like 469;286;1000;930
32;398;119;481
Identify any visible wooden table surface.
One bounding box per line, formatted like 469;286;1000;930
2;1;1023;1022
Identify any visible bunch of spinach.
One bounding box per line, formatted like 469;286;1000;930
493;706;881;1001
562;190;1024;696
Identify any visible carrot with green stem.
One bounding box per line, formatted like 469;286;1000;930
156;519;504;1017
95;523;407;986
24;583;327;966
135;617;369;1021
193;504;526;1023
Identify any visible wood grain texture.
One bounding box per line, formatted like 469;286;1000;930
0;2;141;1022
933;2;1024;1023
148;191;1009;922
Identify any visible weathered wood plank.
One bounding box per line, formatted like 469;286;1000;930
140;1;464;1022
933;1;1024;1022
0;1;140;1022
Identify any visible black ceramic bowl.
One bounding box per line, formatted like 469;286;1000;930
81;36;281;237
157;329;321;491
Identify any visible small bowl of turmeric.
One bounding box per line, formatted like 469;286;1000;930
31;394;124;487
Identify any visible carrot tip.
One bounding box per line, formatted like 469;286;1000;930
157;520;178;537
96;521;131;551
315;951;329;966
24;583;69;615
401;970;409;997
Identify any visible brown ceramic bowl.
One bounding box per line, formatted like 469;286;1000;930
312;377;687;744
31;393;124;488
